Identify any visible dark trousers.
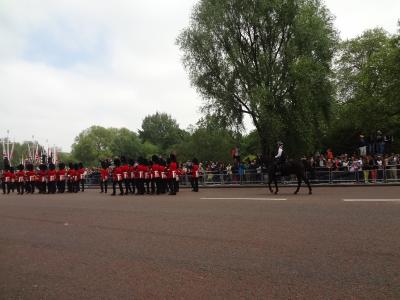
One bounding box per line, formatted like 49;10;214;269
136;179;145;195
16;182;25;194
38;181;46;194
80;179;85;192
168;179;176;195
100;180;108;193
112;180;123;195
47;181;56;194
26;181;35;193
57;181;66;193
124;179;131;194
191;177;199;192
67;179;73;192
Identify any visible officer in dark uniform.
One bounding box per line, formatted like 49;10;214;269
274;141;286;174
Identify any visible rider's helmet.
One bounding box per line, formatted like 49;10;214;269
277;141;283;147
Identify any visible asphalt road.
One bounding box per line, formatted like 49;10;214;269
1;186;399;299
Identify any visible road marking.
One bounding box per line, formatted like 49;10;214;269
201;197;287;201
343;199;400;202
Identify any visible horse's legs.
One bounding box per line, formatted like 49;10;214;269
304;175;312;194
268;174;274;194
294;175;301;194
274;178;279;194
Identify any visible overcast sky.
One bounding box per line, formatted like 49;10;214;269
1;0;399;152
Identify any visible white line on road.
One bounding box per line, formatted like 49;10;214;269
201;197;287;201
343;199;400;202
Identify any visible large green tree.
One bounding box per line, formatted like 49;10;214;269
331;28;400;152
139;113;185;152
178;0;337;158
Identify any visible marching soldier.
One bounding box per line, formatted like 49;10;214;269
167;154;178;195
191;158;200;192
47;163;57;194
121;156;131;195
57;162;66;193
25;163;36;194
15;164;26;195
100;160;109;193
67;162;75;193
37;164;47;194
78;162;86;192
111;158;124;196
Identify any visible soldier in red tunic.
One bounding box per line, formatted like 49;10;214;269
135;157;147;195
78;162;86;192
57;162;66;193
47;163;57;194
67;162;75;193
100;160;109;193
3;165;13;194
25;163;36;194
129;159;136;195
151;155;161;194
37;164;47;194
112;158;124;196
191;158;200;192
120;156;131;195
167;153;178;195
159;158;167;194
15;164;26;195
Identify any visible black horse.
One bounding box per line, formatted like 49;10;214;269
267;159;312;195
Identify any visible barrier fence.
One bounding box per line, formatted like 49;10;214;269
84;167;400;187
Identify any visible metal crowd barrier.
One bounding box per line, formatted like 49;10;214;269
82;167;400;187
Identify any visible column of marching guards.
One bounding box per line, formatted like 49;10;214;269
1;160;87;195
100;154;201;195
1;155;201;195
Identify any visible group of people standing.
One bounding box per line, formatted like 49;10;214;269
99;154;200;196
1;158;86;195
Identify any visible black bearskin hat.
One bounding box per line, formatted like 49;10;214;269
74;163;79;170
151;155;159;164
121;156;127;164
68;162;74;169
49;163;55;170
101;160;108;169
192;157;199;165
169;153;176;162
26;163;33;171
128;158;135;166
114;158;121;167
58;162;65;170
78;162;83;169
17;164;24;171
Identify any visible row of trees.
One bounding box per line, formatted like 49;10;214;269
71;113;244;166
177;0;400;157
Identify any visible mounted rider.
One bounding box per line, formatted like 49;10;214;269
274;141;286;173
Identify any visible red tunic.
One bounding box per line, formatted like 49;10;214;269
100;169;109;181
192;164;199;178
135;164;147;179
26;170;36;182
48;170;57;182
67;169;76;181
78;168;86;180
113;166;123;181
168;162;177;179
57;169;67;181
38;170;47;183
15;170;26;183
121;164;130;180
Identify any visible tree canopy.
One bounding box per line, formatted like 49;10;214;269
178;0;338;157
